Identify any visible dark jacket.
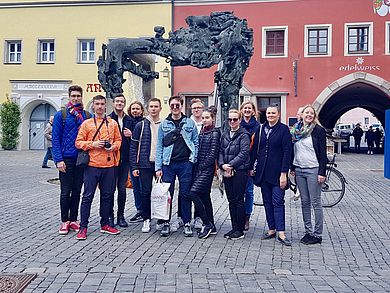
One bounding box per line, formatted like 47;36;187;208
241;116;259;137
190;127;221;193
251;121;292;186
129;115;144;131
352;127;364;139
365;130;375;143
218;126;250;171
52;108;90;163
109;111;132;163
129;118;159;170
291;124;328;177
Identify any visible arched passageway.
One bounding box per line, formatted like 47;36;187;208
314;73;390;130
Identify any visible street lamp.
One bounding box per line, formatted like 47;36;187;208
162;66;171;88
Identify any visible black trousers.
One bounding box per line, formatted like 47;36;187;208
110;162;130;219
59;158;84;222
223;170;248;233
139;164;155;220
189;189;214;226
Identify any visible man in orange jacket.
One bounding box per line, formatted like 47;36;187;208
75;95;122;240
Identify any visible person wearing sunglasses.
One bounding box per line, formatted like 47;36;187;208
250;104;292;246
218;109;250;240
155;96;199;237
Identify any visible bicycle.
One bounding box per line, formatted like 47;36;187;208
253;154;347;208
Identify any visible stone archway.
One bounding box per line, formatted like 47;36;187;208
313;72;390;129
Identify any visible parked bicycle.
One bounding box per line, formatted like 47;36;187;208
253;154;347;208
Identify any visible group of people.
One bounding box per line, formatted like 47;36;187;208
352;124;383;154
51;85;327;246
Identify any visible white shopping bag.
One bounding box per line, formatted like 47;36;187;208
151;178;171;220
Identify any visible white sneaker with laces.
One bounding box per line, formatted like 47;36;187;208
193;217;203;229
142;219;151;233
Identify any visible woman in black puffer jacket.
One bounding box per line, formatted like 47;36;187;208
190;107;220;239
218;109;250;240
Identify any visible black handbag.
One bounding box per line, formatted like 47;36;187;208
163;124;183;147
76;118;105;168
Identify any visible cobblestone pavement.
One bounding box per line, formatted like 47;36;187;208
0;151;389;292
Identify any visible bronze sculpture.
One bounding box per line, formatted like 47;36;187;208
98;11;253;127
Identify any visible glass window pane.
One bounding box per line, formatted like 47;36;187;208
82;52;87;61
89;41;94;50
50;42;54;51
349;28;357;36
319;30;327;37
270;97;280;105
10;54;15;62
319;38;327;45
308;45;317;53
82;42;87;51
89;52;94;61
349;36;357;43
309;30;317;37
319;45;327;53
50;52;54;61
17;43;21;51
349;44;357;51
10;43;15;52
42;42;47;51
309;38;317;45
42;52;47;61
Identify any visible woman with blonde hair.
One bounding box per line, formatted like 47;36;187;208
290;105;327;245
239;101;260;231
219;109;250;240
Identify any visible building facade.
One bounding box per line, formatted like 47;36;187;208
172;0;390;128
0;0;173;150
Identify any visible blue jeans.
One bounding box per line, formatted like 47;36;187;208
162;161;193;225
261;181;286;232
42;147;53;166
80;166;116;229
245;176;254;216
130;170;142;212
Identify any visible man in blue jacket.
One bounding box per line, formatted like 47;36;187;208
155;96;199;237
52;85;90;235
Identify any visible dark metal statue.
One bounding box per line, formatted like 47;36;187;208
98;11;253;127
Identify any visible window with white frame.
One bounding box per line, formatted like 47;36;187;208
78;39;95;63
38;40;55;63
304;24;332;57
262;26;288;58
385;22;390;55
5;40;22;63
344;22;373;56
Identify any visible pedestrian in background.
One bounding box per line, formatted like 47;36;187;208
219;109;250;240
190;106;220;239
290;105;327;245
374;127;383;154
251;104;292;246
52;85;91;235
365;126;375;155
127;101;144;223
352;124;364;153
42;115;54;168
239;101;259;231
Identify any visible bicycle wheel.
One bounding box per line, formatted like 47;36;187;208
321;167;345;207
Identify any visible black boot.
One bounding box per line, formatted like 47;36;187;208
117;216;128;227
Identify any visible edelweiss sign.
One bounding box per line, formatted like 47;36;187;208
373;0;390;16
339;57;381;71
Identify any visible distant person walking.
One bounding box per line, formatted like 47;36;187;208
42;116;54;168
374;128;383;153
365;126;375;155
352;124;364;153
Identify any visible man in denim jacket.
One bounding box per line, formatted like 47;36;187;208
155;96;199;237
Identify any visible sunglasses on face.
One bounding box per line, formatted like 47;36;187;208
228;118;239;122
170;104;181;109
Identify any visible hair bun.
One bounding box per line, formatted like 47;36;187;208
207;105;217;115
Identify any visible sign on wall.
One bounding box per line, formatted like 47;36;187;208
373;0;390;16
339;57;381;72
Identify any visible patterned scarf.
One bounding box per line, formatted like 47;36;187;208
290;120;315;142
66;102;85;124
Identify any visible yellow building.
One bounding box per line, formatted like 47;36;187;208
0;0;172;150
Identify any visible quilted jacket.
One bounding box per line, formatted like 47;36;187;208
190;127;221;194
52;108;90;163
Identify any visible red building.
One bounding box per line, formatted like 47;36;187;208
171;0;390;129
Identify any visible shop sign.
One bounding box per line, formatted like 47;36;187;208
338;57;380;71
86;83;103;92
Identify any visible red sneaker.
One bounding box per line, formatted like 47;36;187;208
100;225;120;235
69;221;80;232
76;228;87;240
59;221;70;235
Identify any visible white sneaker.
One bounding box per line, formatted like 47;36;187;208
142;219;150;233
367;151;370;154
170;221;178;232
177;217;184;227
156;223;164;231
193;217;203;229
